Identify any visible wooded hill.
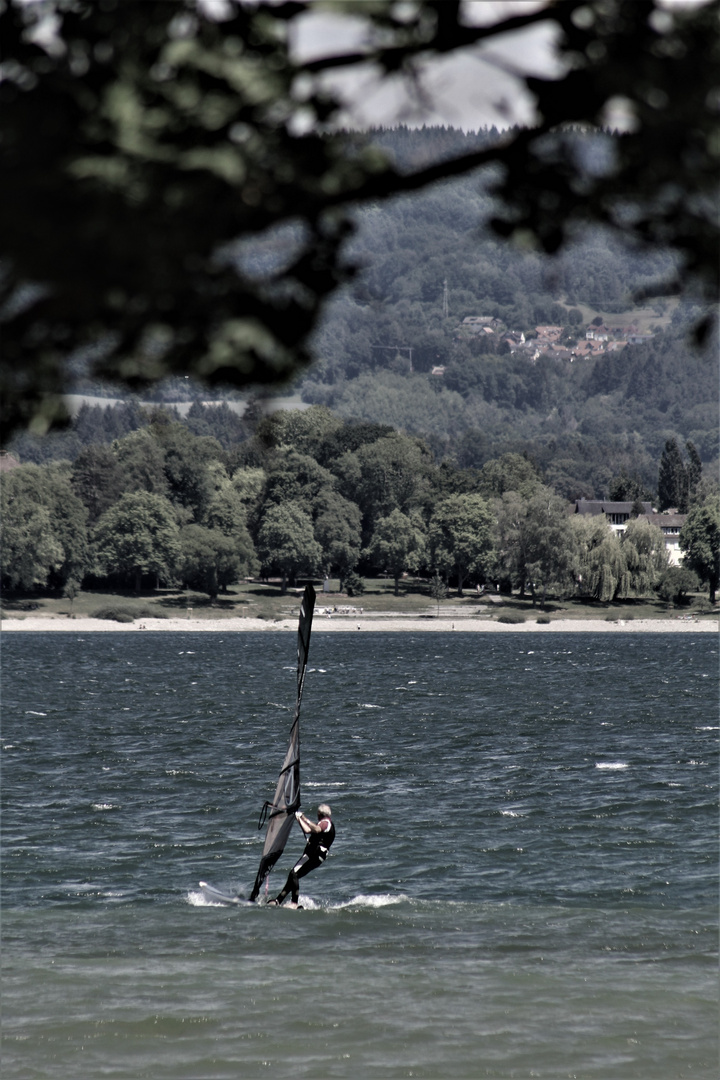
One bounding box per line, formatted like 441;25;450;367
297;127;717;498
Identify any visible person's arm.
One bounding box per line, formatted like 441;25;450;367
295;811;324;834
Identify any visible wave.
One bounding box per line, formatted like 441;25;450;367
335;893;409;910
187;889;220;907
595;762;629;770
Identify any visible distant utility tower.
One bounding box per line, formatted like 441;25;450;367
442;279;449;319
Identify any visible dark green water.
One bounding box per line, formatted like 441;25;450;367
2;632;717;1078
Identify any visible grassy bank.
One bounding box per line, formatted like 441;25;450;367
2;578;717;625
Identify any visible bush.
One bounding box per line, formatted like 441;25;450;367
497;611;526;624
90;605;167;623
656;566;700;606
536;614;551;624
344;571;365;597
91;607;136;622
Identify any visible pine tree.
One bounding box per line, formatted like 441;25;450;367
686;441;703;505
658;439;688;512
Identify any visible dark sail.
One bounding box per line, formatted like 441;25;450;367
249;584;315;901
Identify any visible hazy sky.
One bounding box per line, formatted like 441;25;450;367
291;2;559;131
288;0;709;132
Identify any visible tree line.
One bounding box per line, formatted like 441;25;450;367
2;406;718;605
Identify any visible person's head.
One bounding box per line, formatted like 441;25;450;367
317;803;331;820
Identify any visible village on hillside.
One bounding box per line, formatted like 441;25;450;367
450;315;656;365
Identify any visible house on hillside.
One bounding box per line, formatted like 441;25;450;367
504;331;525;349
637;511;687;565
574;499;686;563
461;316;502;333
535;325;564;341
570;341;606;358
586;325;610;341
625;332;654;345
573;499;654;531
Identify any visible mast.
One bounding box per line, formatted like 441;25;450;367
249;584;316;901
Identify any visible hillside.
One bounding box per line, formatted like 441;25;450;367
295;127;717;497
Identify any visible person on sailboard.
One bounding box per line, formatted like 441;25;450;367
268;804;335;907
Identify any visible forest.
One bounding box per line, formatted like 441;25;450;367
2;401;719;607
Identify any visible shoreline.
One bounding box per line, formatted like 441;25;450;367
2;614;717;633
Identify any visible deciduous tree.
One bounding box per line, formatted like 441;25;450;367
0;463;88;590
429;572;448;616
679;496;720;602
364;508;426;597
313;490;362;591
336;433;434;541
93;491;181;593
656;566;699;606
521;491;577;607
428;494;494;596
205;487;259;579
0;471;64;591
179;524;242;601
256;502;322;595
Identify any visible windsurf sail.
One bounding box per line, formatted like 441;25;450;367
249;584;316;901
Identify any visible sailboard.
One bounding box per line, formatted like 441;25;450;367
248;583;316;902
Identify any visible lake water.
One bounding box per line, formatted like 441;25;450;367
2;631;717;1079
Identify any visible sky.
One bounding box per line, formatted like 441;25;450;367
288;0;710;133
291;1;559;131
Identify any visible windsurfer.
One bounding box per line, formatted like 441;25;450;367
268;804;335;906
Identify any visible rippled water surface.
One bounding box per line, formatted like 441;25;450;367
2;631;717;1078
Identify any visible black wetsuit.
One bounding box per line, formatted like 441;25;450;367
275;819;335;905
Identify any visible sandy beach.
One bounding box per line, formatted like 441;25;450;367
2;614;717;633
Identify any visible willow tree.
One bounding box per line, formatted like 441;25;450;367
572;517;629;603
621;517;668;597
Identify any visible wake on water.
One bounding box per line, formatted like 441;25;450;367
187;890;408;911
